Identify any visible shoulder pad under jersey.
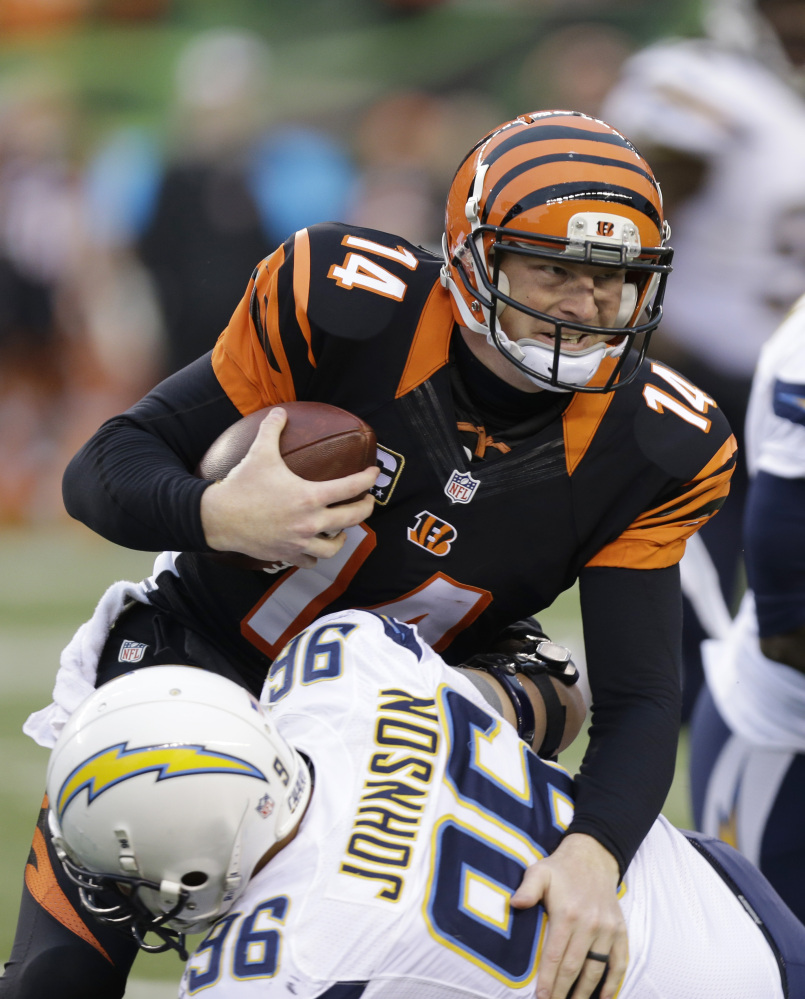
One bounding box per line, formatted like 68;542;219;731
302;222;445;342
629;357;735;480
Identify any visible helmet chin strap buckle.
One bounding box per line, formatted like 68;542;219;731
439;234;452;287
158;880;184;909
489;327;526;363
465;163;489;224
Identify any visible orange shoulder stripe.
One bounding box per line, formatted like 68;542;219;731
212;244;297;414
396;281;455;398
585;532;689;570
562;358;618;475
694;433;738;480
631;464;734;530
586;433;737;570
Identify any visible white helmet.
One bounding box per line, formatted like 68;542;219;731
45;666;311;956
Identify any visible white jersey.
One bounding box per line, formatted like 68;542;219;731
602;38;805;377
699;293;805;750
178;611;782;999
745;291;805;478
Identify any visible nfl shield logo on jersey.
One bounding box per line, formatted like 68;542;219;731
118;640;147;663
444;469;480;504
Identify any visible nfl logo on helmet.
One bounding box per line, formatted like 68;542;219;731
444;470;480;504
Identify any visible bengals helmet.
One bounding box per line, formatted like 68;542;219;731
46;666;311;957
441;110;673;392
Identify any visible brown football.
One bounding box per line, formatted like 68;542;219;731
197;401;377;570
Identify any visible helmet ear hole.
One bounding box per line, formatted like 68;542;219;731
615;282;638;327
495;269;510;317
181;872;208;887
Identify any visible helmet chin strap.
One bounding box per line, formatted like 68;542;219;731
489;325;625;393
440;234;490;336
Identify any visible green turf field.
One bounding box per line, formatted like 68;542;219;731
0;523;693;996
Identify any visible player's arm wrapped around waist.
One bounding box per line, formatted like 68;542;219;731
455;618;586;759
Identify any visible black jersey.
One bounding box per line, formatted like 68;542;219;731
63;221;735;872
139;222;734;677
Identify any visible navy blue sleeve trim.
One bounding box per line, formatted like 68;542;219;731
745;470;805;637
773;378;805;427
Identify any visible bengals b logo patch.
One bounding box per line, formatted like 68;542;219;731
407;511;457;556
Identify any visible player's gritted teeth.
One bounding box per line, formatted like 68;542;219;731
531;331;616;352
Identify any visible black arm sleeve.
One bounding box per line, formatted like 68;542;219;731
567;563;682;876
62;353;243;552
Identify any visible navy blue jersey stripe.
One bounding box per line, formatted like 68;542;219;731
772;378;805;427
746;471;805;636
316;983;368;998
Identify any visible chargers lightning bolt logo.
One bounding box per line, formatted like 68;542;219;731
56;743;267;821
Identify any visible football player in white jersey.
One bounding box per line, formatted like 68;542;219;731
45;610;805;999
601;2;805;720
688;291;805;924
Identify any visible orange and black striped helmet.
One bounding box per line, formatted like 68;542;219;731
440;110;673;392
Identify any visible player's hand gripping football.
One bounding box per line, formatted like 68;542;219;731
512;832;627;999
200;407;379;569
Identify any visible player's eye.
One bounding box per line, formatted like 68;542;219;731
535;264;568;281
595;270;623;285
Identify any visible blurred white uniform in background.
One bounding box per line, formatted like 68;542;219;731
601;7;805;716
689;293;805;923
603;36;805;383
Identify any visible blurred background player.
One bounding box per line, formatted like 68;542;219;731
5;111;735;999
101;28;357;379
688;291;805;924
601;0;805;717
0;70;124;525
44;612;805;998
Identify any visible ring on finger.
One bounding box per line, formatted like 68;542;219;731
586;951;609;963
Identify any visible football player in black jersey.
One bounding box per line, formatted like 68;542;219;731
3;111;735;999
